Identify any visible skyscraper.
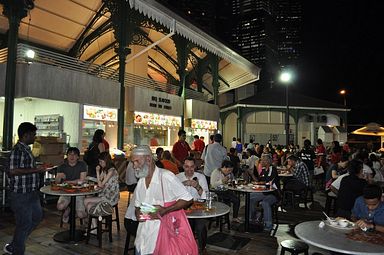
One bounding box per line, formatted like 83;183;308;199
275;0;303;68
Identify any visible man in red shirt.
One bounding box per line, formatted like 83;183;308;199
172;130;191;169
192;135;205;153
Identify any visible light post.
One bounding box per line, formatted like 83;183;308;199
339;89;347;107
280;71;292;147
339;89;347;129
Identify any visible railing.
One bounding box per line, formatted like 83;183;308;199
0;48;7;63
2;44;207;101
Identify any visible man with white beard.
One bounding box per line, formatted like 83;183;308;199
132;145;193;255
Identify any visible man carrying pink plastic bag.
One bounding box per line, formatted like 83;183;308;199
132;145;198;255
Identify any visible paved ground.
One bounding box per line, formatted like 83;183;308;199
0;190;332;255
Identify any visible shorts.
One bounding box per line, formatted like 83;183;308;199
57;195;86;212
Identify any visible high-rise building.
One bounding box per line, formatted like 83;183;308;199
156;0;217;35
229;0;279;86
156;0;303;91
275;0;303;67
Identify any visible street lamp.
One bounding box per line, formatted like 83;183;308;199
339;89;347;107
339;89;347;129
280;71;292;147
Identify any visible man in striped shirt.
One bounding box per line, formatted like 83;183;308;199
4;122;48;255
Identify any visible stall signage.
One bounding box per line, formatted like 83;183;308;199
83;105;117;121
150;96;172;110
191;119;217;130
134;111;181;127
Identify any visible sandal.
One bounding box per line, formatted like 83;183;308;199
232;217;242;223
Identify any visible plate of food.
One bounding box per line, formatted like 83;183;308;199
252;185;266;190
325;217;356;230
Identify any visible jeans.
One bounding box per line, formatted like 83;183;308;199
9;191;43;255
249;193;277;229
217;190;240;218
188;218;208;251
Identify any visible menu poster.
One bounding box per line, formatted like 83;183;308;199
191;119;217;130
83;105;117;121
134;111;181;127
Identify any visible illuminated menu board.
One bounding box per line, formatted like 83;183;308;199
191;119;217;130
134;111;181;127
83;105;117;121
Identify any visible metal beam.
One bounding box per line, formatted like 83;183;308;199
69;2;108;57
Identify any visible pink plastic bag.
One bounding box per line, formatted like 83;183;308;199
153;201;198;255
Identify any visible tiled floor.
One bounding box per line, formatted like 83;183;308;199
0;191;331;255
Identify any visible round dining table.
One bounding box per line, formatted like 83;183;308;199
40;185;101;243
186;201;230;219
226;185;275;232
295;220;384;255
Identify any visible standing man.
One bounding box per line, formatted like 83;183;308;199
231;137;237;149
4;122;49;255
55;147;88;223
192;135;205;153
132;145;193;255
202;133;228;185
172;129;191;170
177;157;209;254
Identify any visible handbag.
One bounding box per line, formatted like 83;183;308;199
314;166;324;175
88;201;113;217
153;175;198;255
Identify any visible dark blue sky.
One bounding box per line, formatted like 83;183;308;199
298;1;384;125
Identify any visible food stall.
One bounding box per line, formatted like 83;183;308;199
184;99;220;145
81;104;118;151
125;87;183;153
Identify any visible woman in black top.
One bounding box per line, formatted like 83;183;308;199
85;129;106;177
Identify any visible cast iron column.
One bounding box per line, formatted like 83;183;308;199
104;0;132;149
174;36;189;131
1;0;34;150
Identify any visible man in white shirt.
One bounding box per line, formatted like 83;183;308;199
231;137;237;149
202;133;228;184
177;157;209;253
132;145;193;255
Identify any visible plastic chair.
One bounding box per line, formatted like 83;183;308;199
280;239;309;255
85;213;113;248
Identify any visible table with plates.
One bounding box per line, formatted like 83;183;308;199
226;185;275;232
185;201;230;219
295;220;384;255
40;185;101;243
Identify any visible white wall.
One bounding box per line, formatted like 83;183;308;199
0;98;80;146
223;112;238;149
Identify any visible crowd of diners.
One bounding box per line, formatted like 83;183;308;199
4;122;384;255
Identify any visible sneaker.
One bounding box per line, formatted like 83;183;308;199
3;243;13;254
62;215;69;224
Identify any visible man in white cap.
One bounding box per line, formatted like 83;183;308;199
132;145;193;255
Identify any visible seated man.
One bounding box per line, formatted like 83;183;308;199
283;154;310;192
352;184;384;233
249;153;280;231
210;160;241;223
336;159;367;219
55;147;87;222
176;157;209;253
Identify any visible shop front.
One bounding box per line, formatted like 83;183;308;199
125;86;183;153
184;99;220;145
81;104;118;151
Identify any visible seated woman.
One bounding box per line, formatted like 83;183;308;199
352;184;384;233
84;152;120;222
210;160;241;223
248;153;281;231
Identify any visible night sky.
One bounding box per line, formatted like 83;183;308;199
298;1;384;125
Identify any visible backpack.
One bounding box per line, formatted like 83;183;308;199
83;143;99;165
